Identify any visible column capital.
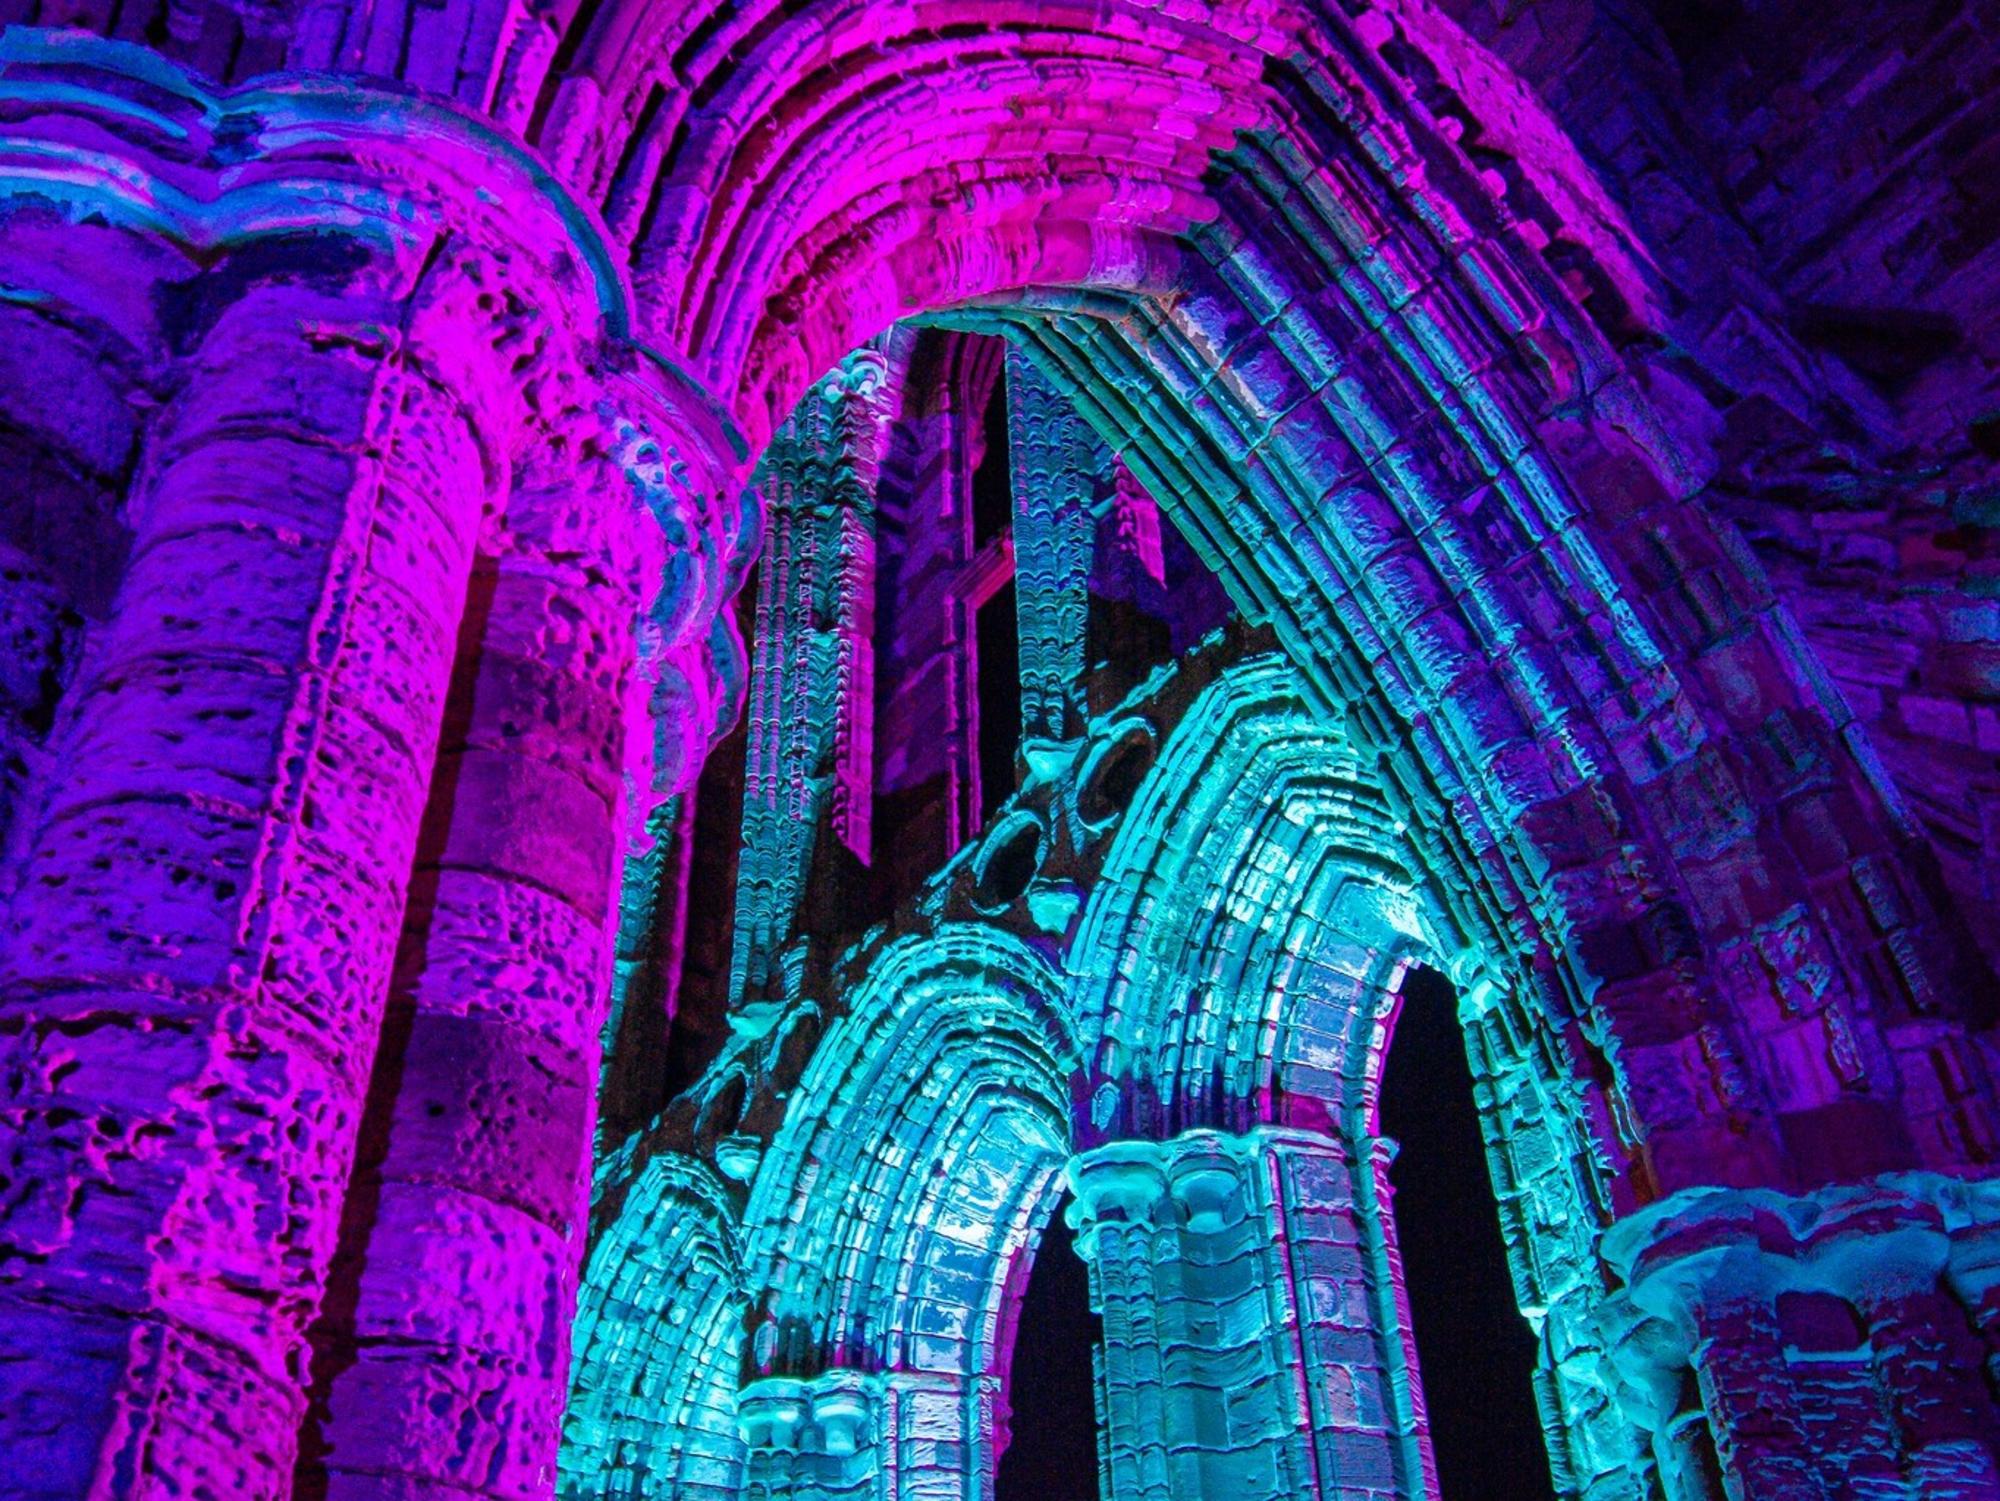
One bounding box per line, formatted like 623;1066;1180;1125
0;28;622;321
737;1370;879;1457
1600;1173;1998;1330
0;28;760;491
1066;1126;1350;1249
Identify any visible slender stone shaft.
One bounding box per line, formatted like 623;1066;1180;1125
1004;346;1096;748
730;348;891;1002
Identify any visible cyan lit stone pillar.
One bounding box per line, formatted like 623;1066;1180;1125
1601;1175;2000;1500
731;347;892;1000
0;33;690;1500
1066;1127;1434;1501
1005;346;1096;750
739;1369;1005;1501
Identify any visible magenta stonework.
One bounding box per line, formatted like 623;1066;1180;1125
0;5;1997;1500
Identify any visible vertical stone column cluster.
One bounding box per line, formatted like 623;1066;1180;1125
1600;1176;2000;1501
1004;346;1098;749
730;346;893;1001
1066;1128;1433;1501
738;1369;1002;1501
0;33;739;1501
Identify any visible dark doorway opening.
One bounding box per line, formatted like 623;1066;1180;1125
996;1196;1100;1501
973;579;1021;824
1377;966;1556;1501
971;375;1013;547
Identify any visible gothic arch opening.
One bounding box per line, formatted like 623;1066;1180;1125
992;1193;1099;1501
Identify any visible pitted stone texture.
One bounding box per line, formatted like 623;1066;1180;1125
0;281;494;1501
1601;1174;2000;1500
303;402;704;1498
0;35;718;1501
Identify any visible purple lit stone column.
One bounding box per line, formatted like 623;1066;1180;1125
303;375;744;1499
1066;1128;1434;1501
1602;1177;2000;1500
0;277;494;1501
0;35;643;1499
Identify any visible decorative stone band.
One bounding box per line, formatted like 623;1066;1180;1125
1598;1173;2000;1499
0;27;623;327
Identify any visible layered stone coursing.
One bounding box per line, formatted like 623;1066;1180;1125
1006;345;1099;750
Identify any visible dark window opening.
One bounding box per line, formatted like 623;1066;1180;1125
1160;517;1235;656
971;376;1013;548
1378;966;1555;1501
995;1196;1100;1501
973;580;1021;825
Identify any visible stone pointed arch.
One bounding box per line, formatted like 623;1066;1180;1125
561;1154;746;1501
1069;652;1442;1142
1065;651;1635;1492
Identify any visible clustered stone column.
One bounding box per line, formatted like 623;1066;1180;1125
1600;1175;2000;1500
0;33;738;1501
729;347;893;1001
738;1369;1003;1501
1066;1127;1434;1501
1004;346;1097;750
